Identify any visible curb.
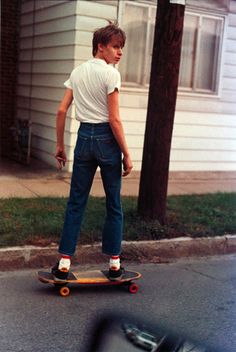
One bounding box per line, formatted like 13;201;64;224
0;235;235;271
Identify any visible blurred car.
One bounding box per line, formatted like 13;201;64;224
122;323;164;351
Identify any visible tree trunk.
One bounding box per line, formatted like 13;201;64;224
138;0;185;224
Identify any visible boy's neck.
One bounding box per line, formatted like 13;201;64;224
94;54;107;63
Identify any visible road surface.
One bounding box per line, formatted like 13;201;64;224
0;255;235;352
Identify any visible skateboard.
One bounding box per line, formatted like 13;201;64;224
38;269;141;297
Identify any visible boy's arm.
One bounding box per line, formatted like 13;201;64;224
55;88;73;169
108;90;133;176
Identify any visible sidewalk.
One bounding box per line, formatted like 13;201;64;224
0;157;235;270
0;157;236;198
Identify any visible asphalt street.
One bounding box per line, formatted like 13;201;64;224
1;255;236;352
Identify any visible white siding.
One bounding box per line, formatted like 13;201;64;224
16;0;118;170
16;0;236;172
118;0;236;171
17;0;77;169
170;1;236;171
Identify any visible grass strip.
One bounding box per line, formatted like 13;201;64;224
0;193;235;247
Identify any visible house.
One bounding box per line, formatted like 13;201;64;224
3;0;236;173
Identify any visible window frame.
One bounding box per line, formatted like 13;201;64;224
118;0;156;89
118;0;227;98
179;10;225;97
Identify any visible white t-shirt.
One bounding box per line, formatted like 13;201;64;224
64;58;121;123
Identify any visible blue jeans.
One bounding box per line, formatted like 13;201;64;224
59;122;123;256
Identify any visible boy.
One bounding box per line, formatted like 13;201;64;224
52;23;133;281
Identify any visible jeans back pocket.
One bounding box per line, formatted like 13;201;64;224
74;135;89;159
96;137;120;160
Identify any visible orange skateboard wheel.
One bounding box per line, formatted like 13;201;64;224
59;286;70;297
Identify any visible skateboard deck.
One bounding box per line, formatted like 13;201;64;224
38;269;141;297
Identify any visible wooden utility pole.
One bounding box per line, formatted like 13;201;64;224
138;0;185;224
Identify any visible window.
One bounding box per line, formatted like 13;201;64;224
119;1;156;87
120;1;225;95
179;13;224;94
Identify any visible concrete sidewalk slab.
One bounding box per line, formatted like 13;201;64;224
0;158;236;198
1;177;235;198
0;181;35;198
0;172;236;198
167;182;236;195
0;235;235;271
19;179;71;198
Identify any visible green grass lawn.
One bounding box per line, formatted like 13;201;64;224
0;193;235;247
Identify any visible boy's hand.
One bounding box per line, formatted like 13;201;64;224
122;155;133;177
55;147;67;169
